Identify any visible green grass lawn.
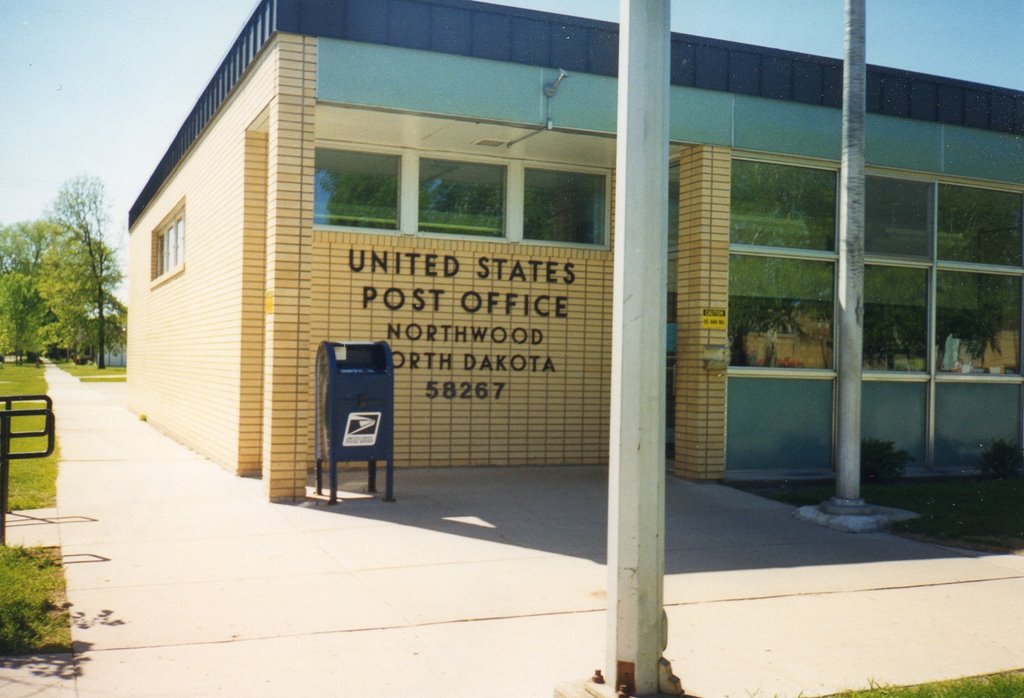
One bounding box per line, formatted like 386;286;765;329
0;546;70;654
833;672;1024;697
1;364;59;510
58;361;126;382
738;477;1024;553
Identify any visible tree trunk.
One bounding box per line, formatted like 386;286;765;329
97;292;106;369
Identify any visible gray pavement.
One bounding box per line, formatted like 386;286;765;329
2;365;1023;697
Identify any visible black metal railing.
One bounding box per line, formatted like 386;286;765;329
0;395;56;546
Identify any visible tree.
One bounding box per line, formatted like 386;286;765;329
37;237;94;361
0;221;53;275
48;176;123;369
0;221;55;360
0;272;47;359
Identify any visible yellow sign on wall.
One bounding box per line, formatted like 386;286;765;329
701;308;727;329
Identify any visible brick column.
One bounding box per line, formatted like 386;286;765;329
239;128;268;475
673;146;731;480
261;35;317;500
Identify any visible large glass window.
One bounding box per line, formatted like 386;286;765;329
419;159;504;237
314;150;399;229
728;255;834;369
863;265;928;371
730;160;837;250
866;176;932;258
936;271;1020;374
523;168;605;245
727;156;1024;472
937;184;1022;266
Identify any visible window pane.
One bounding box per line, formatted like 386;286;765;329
936;271;1020;374
157;234;166;276
314;150;399;229
164;222;176;270
728;255;834;368
863;266;927;371
419;159;504;237
727;377;833;471
937;184;1022;265
862;381;926;466
865;176;932;257
523;169;604;245
935;382;1020;468
730;160;836;250
175;218;185;266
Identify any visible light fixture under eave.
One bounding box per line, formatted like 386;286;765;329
474;137;507;147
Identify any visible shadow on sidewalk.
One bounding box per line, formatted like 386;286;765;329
296;465;976;575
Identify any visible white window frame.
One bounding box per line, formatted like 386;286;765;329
152;204;186;284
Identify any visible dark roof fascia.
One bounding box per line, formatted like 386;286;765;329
129;0;279;228
129;0;1024;228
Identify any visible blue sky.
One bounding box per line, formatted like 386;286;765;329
1;0;1022;238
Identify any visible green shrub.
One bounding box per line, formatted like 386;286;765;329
978;439;1022;479
861;438;913;483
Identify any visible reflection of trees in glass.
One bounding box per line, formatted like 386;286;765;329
314;151;398;229
730;160;837;250
936;271;1020;373
420;160;504;236
865;176;932;257
938;184;1022;266
318;171;398;228
863;266;927;370
728;255;834;368
523;169;603;244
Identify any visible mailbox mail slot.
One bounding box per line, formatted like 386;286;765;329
315;341;395;503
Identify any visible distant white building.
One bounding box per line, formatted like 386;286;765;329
104;345;127;368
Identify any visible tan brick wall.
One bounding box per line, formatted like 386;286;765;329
673;146;731;479
127;36;293;476
309;234;613;468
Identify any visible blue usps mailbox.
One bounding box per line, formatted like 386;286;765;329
315;341;395;503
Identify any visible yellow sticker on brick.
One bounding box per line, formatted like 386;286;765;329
701;308;726;329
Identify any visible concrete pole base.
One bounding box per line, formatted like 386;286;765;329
819;496;876;516
794;501;920;534
554;679;690;698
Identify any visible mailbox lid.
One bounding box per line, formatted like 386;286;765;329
330;341;392;374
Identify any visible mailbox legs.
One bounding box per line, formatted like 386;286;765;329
367;459;396;502
384;458;395;503
318;458;394;504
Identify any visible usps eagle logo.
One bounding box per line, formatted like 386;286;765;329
342;412;381;447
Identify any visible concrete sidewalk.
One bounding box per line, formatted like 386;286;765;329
2;366;1023;697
